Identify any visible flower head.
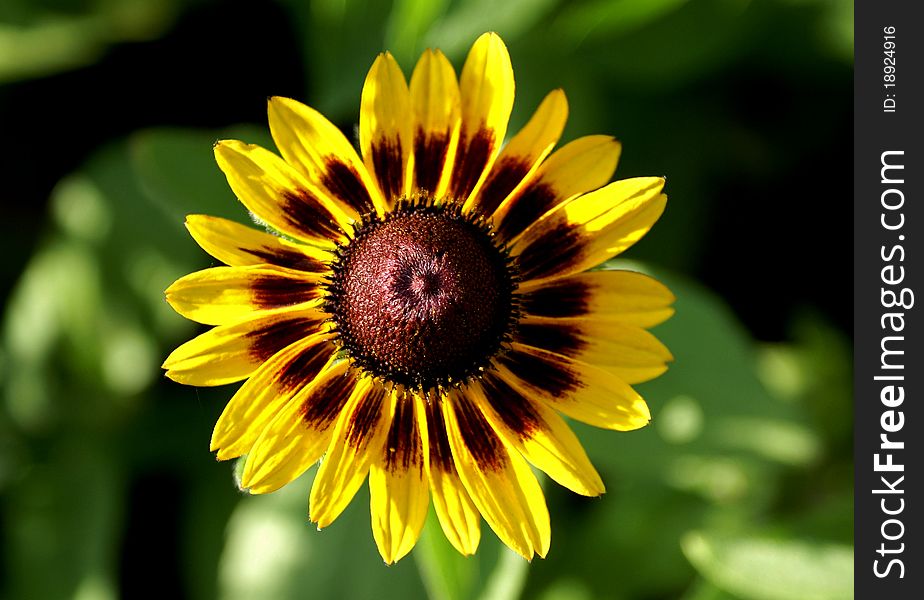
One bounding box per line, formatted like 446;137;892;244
163;32;673;564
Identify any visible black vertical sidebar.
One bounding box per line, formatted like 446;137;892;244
855;1;922;597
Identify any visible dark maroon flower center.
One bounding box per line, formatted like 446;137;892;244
326;203;516;389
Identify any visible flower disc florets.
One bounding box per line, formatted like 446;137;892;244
324;201;518;390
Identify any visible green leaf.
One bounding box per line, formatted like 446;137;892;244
548;0;752;90
818;0;853;61
414;492;533;600
475;544;531;600
682;530;853;600
279;0;393;117
2;436;122;600
0;0;178;83
532;577;597;600
521;264;820;599
415;510;478;600
680;577;741;600
553;0;691;41
385;0;449;66
582;262;818;484
129;126;274;225
422;0;559;58
218;471;427;600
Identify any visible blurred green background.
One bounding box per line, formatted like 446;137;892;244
0;0;853;599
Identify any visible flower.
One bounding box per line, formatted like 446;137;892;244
162;32;673;564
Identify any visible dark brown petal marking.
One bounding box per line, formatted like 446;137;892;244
496;181;559;241
247;316;320;363
453;394;505;471
475;156;532;215
384;395;421;471
301;372;354;429
345;384;387;448
521;279;592;318
280;189;343;239
371;138;405;203
499;349;581;398
449;127;494;201
514;322;587;359
426;401;455;473
413;128;451;196
516;224;585;282
322;158;376;215
245;246;326;272
480;374;541;439
251;276;320;310
276;342;331;393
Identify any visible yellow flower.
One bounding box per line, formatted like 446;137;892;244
163;32;673;564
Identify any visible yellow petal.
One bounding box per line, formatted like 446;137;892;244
214;140;354;245
165;265;323;325
497;343;651;431
360;52;414;205
184;214;333;270
518;270;675;328
470;376;604;496
513;177;667;284
369;390;429;564
268;96;385;216
465;89;568;215
449;32;515;204
514;317;673;384
442;389;550;559
240;360;355;494
210;335;336;461
409;49;461;199
494;135;621;242
162;305;324;386
309;380;393;528
423;397;481;556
